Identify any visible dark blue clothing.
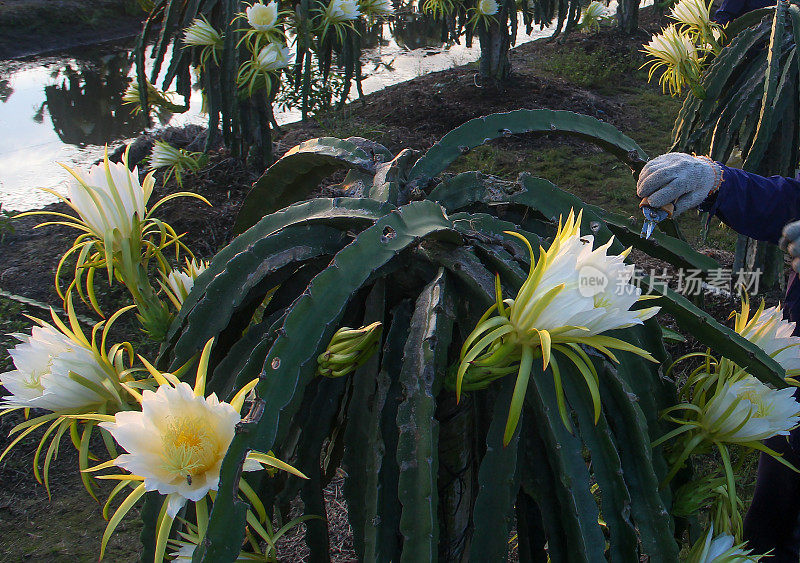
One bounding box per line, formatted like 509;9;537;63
700;163;800;561
712;0;776;25
700;164;800;331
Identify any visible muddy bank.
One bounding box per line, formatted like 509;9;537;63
0;0;144;60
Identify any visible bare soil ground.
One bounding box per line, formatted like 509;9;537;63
0;0;144;59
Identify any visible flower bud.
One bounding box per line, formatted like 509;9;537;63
317;322;382;378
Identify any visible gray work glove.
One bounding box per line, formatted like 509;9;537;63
637;153;722;217
780;220;800;273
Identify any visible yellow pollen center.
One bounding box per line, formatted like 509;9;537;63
24;355;55;392
161;416;220;481
740;389;774;418
593;294;611;308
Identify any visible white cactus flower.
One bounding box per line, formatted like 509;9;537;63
359;0;394;17
476;0;499;15
580;1;610;31
670;0;712;30
246;1;279;31
642;24;703;95
324;0;361;23
734;299;800;378
572;234;660;336
254;42;293;72
99;382;262;517
90;339;306;562
164;258;209;307
690;525;764;562
644;24;699;68
701;375;800;444
1;322;113;412
457;209;659;442
149;140;183;170
507;210;659;339
62;151;153;244
182;17;223;47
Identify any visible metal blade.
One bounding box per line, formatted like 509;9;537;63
643;220;656;240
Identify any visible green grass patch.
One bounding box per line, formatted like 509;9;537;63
538;45;644;92
448;81;737;251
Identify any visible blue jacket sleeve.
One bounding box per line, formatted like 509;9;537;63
699;164;800;244
712;0;776;25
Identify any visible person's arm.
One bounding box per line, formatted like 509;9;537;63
712;0;747;24
701;165;800;245
713;0;779;25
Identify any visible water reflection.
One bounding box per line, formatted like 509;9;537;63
0;79;12;103
390;14;448;51
43;52;155;146
0;13;553;210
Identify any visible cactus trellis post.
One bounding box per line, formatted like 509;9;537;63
617;0;639;34
137;109;789;562
477;7;512;86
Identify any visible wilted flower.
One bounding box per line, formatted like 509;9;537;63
246;1;279;30
733;297;800;381
255;42;293;72
162;258;209;309
701;375;800;444
457;209;659;443
183;16;223;47
642;24;703;96
476;0;499;15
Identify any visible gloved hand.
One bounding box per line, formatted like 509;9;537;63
637;153;722;217
780;220;800;273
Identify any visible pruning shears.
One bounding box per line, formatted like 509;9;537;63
639;199;675;240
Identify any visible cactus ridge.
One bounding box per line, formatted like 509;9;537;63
146;110;789;562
